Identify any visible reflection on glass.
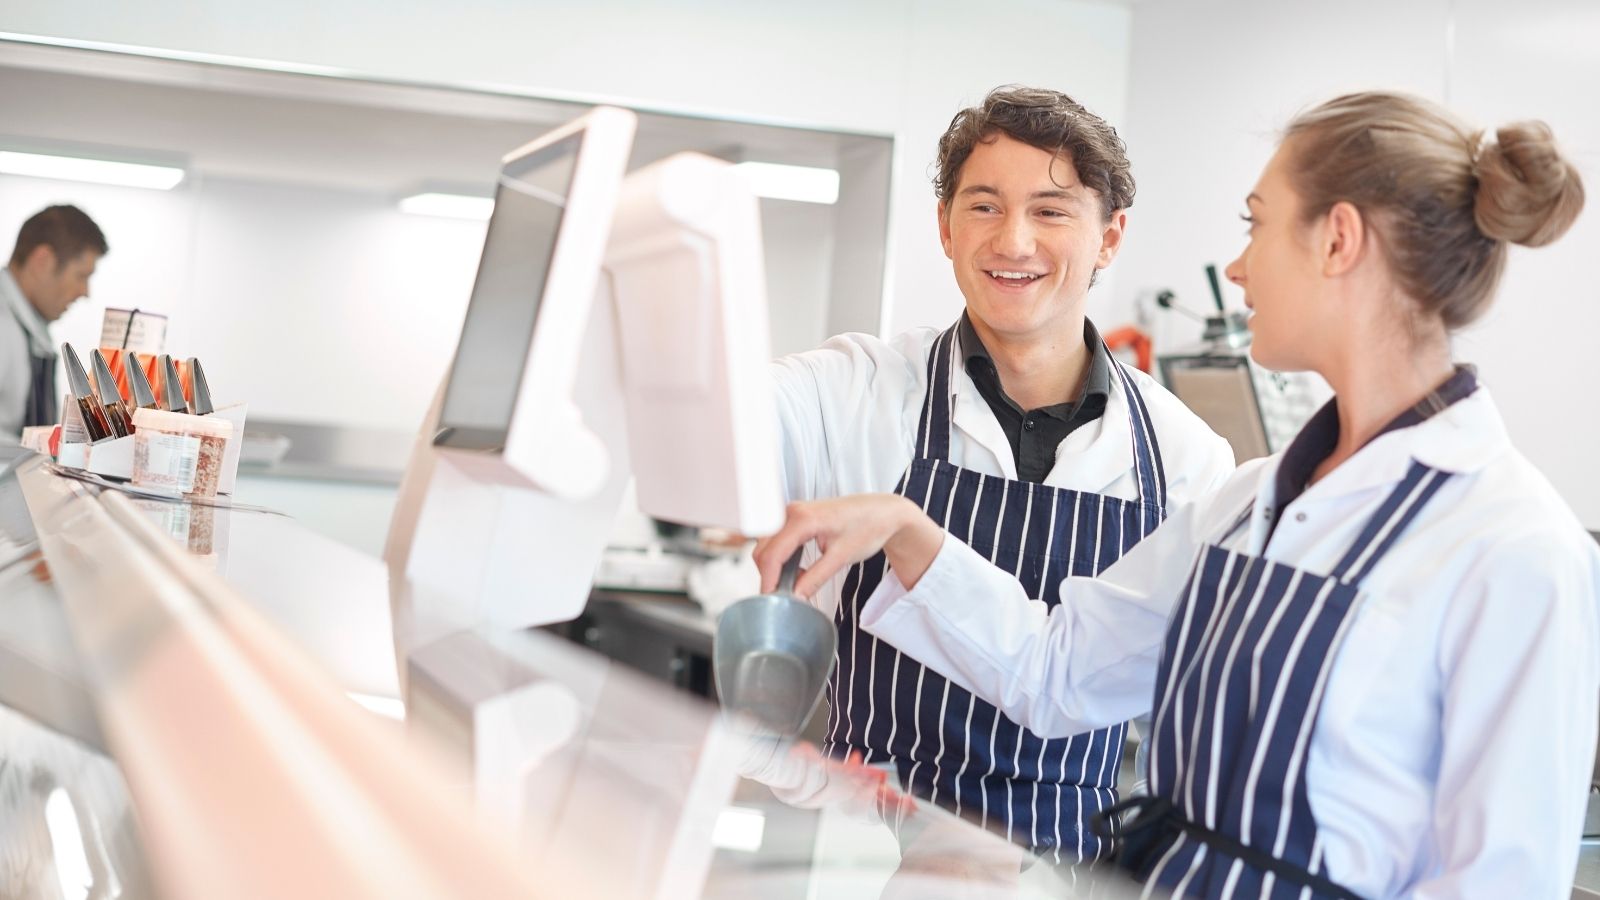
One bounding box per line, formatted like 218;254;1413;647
0;706;153;898
45;788;93;900
129;499;229;570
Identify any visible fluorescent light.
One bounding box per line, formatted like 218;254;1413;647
399;192;495;221
731;161;840;205
0;150;184;190
711;806;766;853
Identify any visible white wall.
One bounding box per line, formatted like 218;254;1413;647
0;173;842;429
0;173;200;363
1115;0;1600;527
186;183;839;424
0;0;1135;342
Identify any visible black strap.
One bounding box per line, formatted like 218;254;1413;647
1091;796;1365;900
24;352;57;428
120;308;139;349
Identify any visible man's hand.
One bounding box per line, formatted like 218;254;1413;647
752;494;945;599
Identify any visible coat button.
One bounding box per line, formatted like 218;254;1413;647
1023;418;1036;432
1295;512;1307;523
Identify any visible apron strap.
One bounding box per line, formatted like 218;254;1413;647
918;325;1171;511
24;352;57;429
1107;352;1168;511
1092;796;1367;900
1329;460;1452;586
1213;460;1451;587
913;324;959;462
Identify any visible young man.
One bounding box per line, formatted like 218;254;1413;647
765;86;1234;863
0;205;108;440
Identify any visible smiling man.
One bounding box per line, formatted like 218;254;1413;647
768;86;1233;863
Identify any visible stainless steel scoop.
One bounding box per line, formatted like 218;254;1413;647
714;550;837;737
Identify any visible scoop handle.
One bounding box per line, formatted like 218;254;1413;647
778;549;803;596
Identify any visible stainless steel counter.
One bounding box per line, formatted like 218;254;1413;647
238;417;411;485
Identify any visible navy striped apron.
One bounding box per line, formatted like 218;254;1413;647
1111;460;1452;899
822;323;1168;863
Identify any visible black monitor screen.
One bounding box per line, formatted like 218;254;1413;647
435;133;583;451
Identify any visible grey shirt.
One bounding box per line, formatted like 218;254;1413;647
0;269;54;440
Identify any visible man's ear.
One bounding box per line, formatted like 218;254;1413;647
1321;201;1365;277
1096;209;1128;269
937;202;954;260
22;244;56;276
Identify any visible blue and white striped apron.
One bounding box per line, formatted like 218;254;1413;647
822;322;1169;863
1116;460;1452;898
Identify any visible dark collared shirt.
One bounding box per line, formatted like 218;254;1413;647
958;312;1113;484
1269;365;1480;538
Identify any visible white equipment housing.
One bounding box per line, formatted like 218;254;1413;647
386;108;785;630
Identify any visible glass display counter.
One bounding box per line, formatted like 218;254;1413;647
0;448;1110;899
6;448;1595;899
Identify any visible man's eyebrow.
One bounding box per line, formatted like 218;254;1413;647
957;185;1084;202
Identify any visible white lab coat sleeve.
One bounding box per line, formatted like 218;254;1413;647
1410;535;1600;900
770;355;833;505
1197;434;1237;499
769;333;917;505
859;500;1209;739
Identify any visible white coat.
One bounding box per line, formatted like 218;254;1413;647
860;385;1600;898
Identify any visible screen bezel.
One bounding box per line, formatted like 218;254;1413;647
1159;353;1273;461
433;132;585;452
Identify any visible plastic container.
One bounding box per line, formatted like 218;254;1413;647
131;407;234;498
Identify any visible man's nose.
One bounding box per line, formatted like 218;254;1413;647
993;213;1036;259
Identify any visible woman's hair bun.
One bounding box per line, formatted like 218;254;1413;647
1473;120;1585;247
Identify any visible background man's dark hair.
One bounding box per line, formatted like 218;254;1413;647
9;205;109;269
934;85;1135;222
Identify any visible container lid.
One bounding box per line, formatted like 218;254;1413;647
132;406;234;439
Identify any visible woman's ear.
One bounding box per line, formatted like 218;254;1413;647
1321;200;1367;277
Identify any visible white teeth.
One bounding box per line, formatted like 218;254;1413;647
988;270;1039;281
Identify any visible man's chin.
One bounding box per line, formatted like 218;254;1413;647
966;304;1074;341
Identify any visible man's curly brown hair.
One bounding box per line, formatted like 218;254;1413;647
934;85;1135;222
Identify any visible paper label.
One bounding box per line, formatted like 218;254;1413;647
59;394;89;446
139;432;201;492
100;308;168;355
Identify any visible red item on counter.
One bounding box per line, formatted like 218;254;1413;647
103;349;192;408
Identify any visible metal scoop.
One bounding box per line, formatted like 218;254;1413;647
126;352;159;410
714;550;837;737
187;357;214;415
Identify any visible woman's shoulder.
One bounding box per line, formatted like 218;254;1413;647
1448;448;1598;565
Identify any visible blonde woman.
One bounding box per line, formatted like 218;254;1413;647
755;92;1596;897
